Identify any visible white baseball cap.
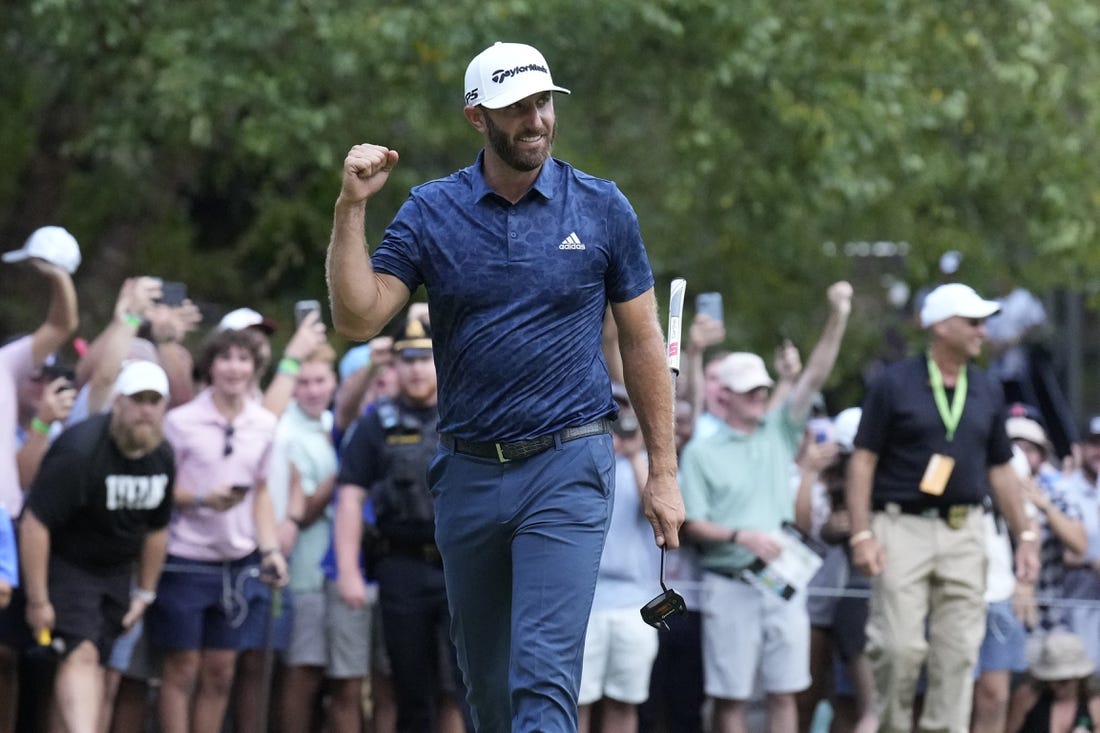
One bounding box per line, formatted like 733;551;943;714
919;283;1000;328
217;307;276;334
717;352;775;394
114;360;169;398
2;226;82;274
464;42;570;109
832;407;863;453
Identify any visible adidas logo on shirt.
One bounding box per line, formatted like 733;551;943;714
559;232;586;250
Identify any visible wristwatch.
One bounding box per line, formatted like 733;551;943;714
132;588;157;604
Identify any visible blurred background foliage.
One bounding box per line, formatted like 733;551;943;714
2;0;1099;412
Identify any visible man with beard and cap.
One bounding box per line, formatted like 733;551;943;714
18;360;175;733
326;41;682;732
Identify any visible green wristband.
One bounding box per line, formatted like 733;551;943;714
30;417;51;436
277;357;301;376
122;312;143;328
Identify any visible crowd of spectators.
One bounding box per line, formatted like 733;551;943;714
2;225;1099;733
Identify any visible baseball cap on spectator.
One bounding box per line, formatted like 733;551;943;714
217;307;277;335
393;319;432;358
832;407;862;453
1028;630;1095;681
2;226;82;274
1006;404;1051;455
114;360;170;398
463;42;570;109
919;283;1000;328
1083;415;1100;442
717;352;774;394
338;343;372;381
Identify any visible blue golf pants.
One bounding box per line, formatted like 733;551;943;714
430;432;615;733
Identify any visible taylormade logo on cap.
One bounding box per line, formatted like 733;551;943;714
464;42;570;109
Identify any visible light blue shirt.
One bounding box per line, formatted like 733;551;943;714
592;454;661;611
268;402;338;593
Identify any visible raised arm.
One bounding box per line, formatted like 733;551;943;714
787;281;853;423
79;277;161;413
326;144;412;339
29;260;79;367
681;313;725;419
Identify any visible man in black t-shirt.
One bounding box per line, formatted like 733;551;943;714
19;360;174;733
846;283;1039;733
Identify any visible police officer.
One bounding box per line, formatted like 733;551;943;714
334;318;466;733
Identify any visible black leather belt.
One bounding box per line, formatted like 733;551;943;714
440;418;613;463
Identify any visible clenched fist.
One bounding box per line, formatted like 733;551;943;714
339;144;400;205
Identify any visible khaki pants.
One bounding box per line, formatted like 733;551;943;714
865;506;987;733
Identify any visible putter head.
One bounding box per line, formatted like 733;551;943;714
639;588;687;631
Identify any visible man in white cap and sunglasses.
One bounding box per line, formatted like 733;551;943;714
847;282;1040;733
326;41;682;731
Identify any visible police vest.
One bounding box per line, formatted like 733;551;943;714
369;398;438;543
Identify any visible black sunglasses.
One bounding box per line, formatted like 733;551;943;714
223;424;235;457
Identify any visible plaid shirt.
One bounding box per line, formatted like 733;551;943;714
1037;466;1083;629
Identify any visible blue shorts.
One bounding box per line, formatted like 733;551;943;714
146;553;290;651
974;599;1027;676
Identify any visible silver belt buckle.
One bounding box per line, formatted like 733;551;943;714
494;443;511;463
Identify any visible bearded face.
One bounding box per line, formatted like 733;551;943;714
111;392;167;456
481;95;557;173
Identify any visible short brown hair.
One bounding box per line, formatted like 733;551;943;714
195;328;267;383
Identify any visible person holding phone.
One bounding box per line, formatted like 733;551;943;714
679;281;852;733
145;327;286;733
0;226;80;733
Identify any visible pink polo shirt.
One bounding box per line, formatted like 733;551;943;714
163;388;277;561
0;337;34;516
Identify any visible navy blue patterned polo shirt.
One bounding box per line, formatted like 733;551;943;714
371;153;655;442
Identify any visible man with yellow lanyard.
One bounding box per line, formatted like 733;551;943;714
847;282;1039;733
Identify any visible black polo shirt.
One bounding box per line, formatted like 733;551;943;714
854;355;1013;506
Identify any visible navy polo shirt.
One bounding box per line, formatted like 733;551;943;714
854;355;1013;506
372;153;654;442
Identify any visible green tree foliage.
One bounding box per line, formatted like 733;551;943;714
2;0;1098;404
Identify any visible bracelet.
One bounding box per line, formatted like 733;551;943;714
849;529;875;548
30;417;51;436
131;588;157;604
277;357;301;376
260;547;280;558
122;312;143;328
28;598;50;607
1018;529;1039;544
